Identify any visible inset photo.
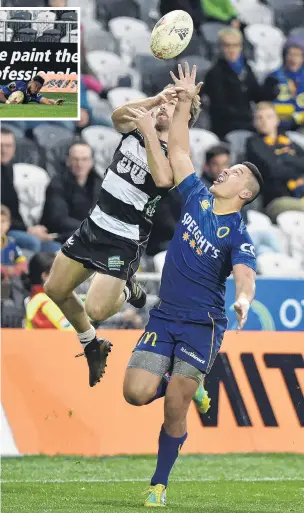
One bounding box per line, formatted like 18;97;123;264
0;6;80;120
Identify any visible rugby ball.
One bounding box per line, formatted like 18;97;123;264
150;10;194;60
6;91;24;104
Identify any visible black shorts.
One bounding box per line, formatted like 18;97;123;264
61;218;144;280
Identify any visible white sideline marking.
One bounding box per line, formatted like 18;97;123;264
2;477;303;484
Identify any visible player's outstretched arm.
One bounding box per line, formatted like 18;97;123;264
39;97;64;105
0;90;7;103
111;87;178;134
123;106;173;187
168;63;202;185
233;264;256;331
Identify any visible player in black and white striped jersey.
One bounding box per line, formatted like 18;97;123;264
44;83;201;388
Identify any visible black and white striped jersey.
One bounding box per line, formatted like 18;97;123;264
90;129;169;244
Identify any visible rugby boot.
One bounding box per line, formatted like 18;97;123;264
126;275;147;309
144;484;166;507
193;379;211;414
75;338;112;387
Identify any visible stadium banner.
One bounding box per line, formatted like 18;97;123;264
2;330;303;456
40;73;78;93
0;43;77;85
226;278;304;331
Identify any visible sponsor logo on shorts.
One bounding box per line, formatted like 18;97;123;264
138;331;158;347
108;255;124;271
181;347;205;364
65;236;74;247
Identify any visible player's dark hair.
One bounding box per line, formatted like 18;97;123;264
28;252;55;286
205;144;230;164
0;127;15;137
32;75;45;86
242;161;263;204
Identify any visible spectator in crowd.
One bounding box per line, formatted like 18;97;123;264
1;127;61;253
265;36;304;131
77;79;112;130
159;0;203;31
201;0;240;28
246;102;304;222
1;205;28;280
201;144;231;189
41;142;102;243
25;252;73;329
204;27;277;138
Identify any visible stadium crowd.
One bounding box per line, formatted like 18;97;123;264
0;4;78;43
1;0;304;329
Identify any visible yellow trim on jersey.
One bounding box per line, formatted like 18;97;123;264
207;312;215;373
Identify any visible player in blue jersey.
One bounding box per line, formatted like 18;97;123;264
0;75;64;105
122;63;263;507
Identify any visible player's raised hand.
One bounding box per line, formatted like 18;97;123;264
123;106;155;135
55;99;65;105
234;298;250;332
154;86;182;106
170;62;203;101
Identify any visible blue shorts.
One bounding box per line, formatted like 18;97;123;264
133;302;227;374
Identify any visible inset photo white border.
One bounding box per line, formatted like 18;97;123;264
0;6;81;121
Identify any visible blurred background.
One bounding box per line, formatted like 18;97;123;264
1;0;304;332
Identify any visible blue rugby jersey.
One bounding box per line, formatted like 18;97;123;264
0;81;44;103
159;173;256;315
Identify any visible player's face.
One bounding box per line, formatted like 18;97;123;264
0;133;16;165
1;215;10;237
285;47;303;72
28;81;42;94
154;99;178;132
210;164;252;200
254;106;279;135
220;34;242;62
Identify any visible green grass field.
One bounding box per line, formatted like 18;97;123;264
2;454;304;512
0;93;78;119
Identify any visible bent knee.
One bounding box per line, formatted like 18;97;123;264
43;279;68;302
85;302;109;322
123;384;155;406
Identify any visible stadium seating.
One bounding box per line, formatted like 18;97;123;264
189;128;220;173
236;3;274;26
225;130;254;164
32;10;56;37
82;125;121;176
200;22;226;60
257;253;304;277
36;28;61;43
12;163;50;227
18;27;37;42
107;87;146;110
59;11;78;37
96;0;140;27
15;137;42;168
86;50;127;88
82;24;118;53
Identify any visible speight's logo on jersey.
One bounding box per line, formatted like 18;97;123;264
181;213;220;259
117;150;149;185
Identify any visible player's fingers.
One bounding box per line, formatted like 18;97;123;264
136;106;148;113
195;82;203;94
191;64;197;81
169;70;178;83
123;115;137;122
178;63;184;80
126;107;140;116
184;61;190;77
